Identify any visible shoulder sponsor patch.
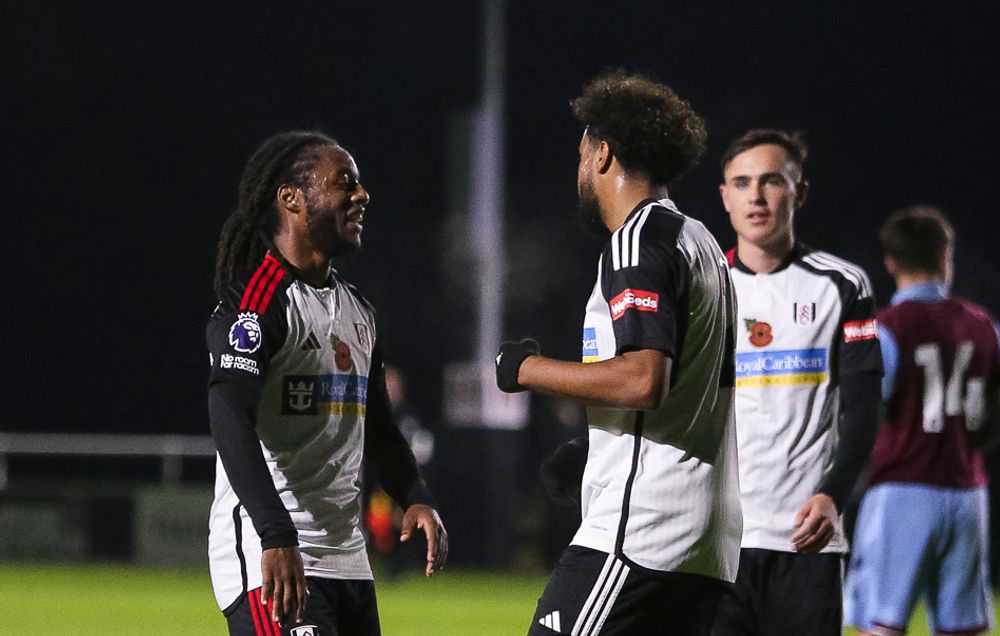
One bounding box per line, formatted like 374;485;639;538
843;318;878;342
609;288;659;320
582;327;599;363
228;312;262;353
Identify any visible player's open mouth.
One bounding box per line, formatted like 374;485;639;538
747;211;769;223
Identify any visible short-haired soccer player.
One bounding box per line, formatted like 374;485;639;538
206;131;447;635
496;70;742;635
711;129;883;636
844;206;999;636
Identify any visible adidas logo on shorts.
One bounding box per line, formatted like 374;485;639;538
538;610;562;632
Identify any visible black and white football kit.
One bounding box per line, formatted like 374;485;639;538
530;198;742;635
206;253;433;636
711;245;882;636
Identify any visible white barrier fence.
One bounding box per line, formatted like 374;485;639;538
0;433;216;489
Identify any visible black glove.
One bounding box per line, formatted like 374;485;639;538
495;338;540;393
541;437;589;507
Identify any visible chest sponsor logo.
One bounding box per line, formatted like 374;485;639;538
228;312;262;354
843;318;877;342
743;318;773;347
609;288;659;320
219;353;259;376
581;327;599;363
282;374;368;416
735;348;828;387
792;302;816;326
291;627;318;636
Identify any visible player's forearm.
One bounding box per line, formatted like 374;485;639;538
364;356;436;508
817;370;882;511
518;349;669;410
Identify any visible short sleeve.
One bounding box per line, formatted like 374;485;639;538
837;270;883;377
601;207;688;359
206;292;288;391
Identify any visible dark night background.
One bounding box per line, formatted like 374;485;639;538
2;2;997;438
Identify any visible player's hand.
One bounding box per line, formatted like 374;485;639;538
400;503;449;576
495;338;540;393
541;437;589;507
261;546;307;627
791;493;837;553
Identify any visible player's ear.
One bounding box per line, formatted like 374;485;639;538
794;179;809;209
277;185;301;214
883;255;898;277
596;140;614;174
719;183;731;212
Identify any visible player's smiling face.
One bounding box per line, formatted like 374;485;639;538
720;143;806;251
303;146;370;258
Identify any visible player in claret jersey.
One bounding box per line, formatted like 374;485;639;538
844;206;999;636
496;70;741;635
712;129;883;636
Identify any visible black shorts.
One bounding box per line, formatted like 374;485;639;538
711;548;844;636
528;545;729;635
225;578;380;636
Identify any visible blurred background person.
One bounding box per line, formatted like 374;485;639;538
844;207;999;636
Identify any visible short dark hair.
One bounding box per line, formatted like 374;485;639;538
879;206;955;273
571;70;707;185
721;129;808;178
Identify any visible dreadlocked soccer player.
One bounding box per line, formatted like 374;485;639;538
206;131;447;635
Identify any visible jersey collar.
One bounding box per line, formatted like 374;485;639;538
267;250;336;289
891;281;948;305
729;242;807;275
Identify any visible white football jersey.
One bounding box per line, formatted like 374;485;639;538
728;246;881;553
206;254;379;612
572;198;742;583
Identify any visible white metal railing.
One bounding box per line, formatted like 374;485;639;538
0;433;216;489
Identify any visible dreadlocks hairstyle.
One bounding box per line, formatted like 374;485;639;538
879;205;955;274
720;129;808;179
571;69;707;185
213;130;339;299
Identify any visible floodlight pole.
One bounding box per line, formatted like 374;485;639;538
471;0;506;403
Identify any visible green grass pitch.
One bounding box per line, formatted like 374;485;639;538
1;563;991;634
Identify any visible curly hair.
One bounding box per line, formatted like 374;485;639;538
879;205;955;273
571;70;707;185
213;130;338;298
720;129;808;178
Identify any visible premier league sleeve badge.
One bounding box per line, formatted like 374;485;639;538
228;312;263;353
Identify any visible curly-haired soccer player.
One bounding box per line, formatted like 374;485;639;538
496;71;742;635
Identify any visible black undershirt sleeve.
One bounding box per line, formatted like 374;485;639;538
364;336;435;509
817;370;882;511
208;379;297;549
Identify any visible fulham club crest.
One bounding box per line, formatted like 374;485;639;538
792;302;816;326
